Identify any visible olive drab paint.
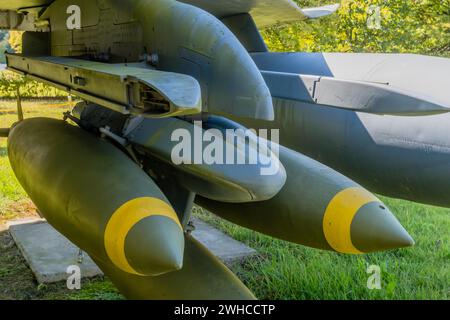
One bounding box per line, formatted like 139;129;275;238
8;118;185;277
197;146;414;254
1;0;448;300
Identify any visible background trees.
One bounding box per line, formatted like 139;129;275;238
263;0;450;57
0;0;448;97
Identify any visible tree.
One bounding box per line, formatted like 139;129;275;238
8;31;23;53
263;0;450;57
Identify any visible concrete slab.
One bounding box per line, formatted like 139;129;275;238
190;217;257;264
8;217;256;284
8;219;103;284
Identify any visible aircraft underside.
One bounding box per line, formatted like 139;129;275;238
0;0;448;299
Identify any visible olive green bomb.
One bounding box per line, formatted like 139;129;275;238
8;118;184;277
197;146;414;254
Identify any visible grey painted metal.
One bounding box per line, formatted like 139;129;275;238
301;4;341;19
132;0;274;120
126;117;286;202
73;103;286;203
39;0;144;60
252;52;450;113
221;13;268;53
119;115;285;203
38;0;275;120
38;0;141;60
6;54;202;118
180;0;307;27
181;0;339;27
239;52;450;207
261;70;450;115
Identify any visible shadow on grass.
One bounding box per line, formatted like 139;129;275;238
0;110;18;116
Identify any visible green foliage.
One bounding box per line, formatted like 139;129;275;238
1;1;448;98
0;31;66;99
263;0;450;57
7;31;23;54
0;71;68;99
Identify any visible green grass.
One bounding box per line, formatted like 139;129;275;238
0;100;448;300
194;199;449;300
0;101;71;223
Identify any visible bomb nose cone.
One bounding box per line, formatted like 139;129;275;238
124;215;185;275
323;187;414;254
104;197;184;276
351;202;414;253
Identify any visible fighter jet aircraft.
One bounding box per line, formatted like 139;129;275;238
0;0;448;299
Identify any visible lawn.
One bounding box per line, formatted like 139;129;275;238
0;100;448;300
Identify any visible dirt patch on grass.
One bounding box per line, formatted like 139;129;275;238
0;199;39;225
0;229;41;299
7;199;38;217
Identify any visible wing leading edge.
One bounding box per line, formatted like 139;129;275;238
181;0;339;27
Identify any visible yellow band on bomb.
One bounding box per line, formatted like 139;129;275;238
323;187;379;254
104;197;182;275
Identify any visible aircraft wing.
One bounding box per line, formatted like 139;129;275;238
1;0;338;27
175;0;339;27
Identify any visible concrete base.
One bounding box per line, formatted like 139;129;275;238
8;217;256;284
190;217;256;264
8;219;103;284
